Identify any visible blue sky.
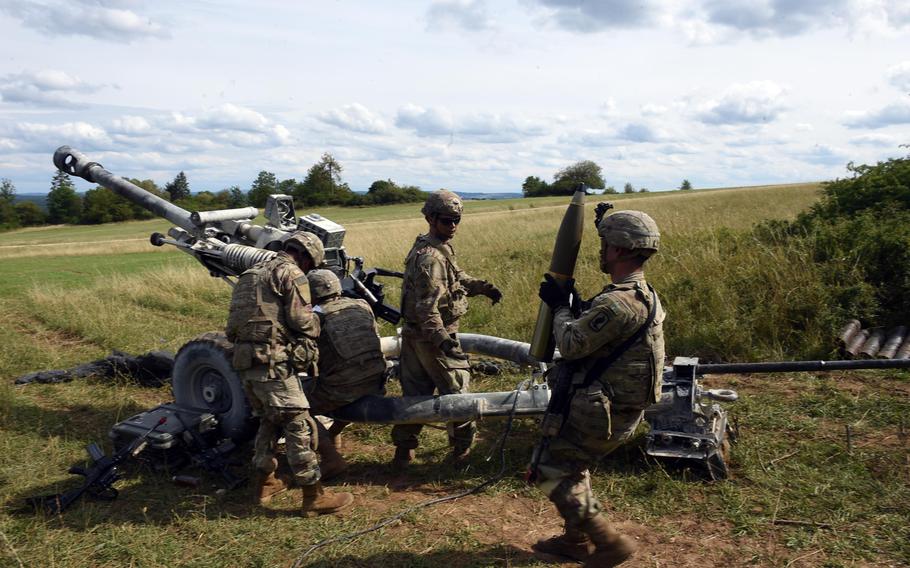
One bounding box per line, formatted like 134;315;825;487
1;0;908;195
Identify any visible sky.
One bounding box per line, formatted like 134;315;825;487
0;0;908;196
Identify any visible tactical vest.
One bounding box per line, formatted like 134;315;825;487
402;235;468;329
585;280;665;409
317;297;386;386
226;256;290;346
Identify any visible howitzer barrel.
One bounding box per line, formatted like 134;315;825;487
698;358;910;374
54;146;197;233
331;387;551;424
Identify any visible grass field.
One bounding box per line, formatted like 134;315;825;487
2;182;909;567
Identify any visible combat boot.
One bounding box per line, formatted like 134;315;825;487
579;516;636;568
300;482;354;517
532;525;594;561
446;446;471;470
254;468;290;504
390;447;414;473
317;439;349;481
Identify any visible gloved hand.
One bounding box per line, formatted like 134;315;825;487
440;338;469;361
485;283;503;305
569;285;590;316
539;274;572;310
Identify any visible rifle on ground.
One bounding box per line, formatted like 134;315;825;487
27;417;167;514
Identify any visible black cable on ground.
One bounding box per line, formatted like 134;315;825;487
290;378;531;568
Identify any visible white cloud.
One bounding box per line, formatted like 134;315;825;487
697;81;787;125
530;0;657;33
615;121;665;143
843;100;910;128
11;121;111;151
0;0;169;43
0;69;102;107
850;133;899;147
641;104;668;116
426;0;494;32
395;104;456;136
318;103;387;134
110;115;152;136
197;104;271;133
886;61;910;92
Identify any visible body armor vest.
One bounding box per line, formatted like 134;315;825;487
226;257;290;346
317;297;386;385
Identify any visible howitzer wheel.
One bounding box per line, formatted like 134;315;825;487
172;332;254;442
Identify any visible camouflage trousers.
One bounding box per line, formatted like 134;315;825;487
240;363;320;486
532;383;644;527
391;337;476;453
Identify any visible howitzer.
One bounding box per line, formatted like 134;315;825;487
27;417;166;514
53;146;401;324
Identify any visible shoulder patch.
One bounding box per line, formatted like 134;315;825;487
589;310;611;332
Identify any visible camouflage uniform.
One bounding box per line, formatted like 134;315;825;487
225;250;321;486
308;294;387;413
391;192;500;456
531;208;664;566
535;272;665;526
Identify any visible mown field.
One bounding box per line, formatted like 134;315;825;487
1;183;908;567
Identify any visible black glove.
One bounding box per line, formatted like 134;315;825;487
539;274;572;310
486;284;503;305
440;338;469;361
569;285;589;316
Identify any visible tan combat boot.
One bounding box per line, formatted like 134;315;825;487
317;439;349;481
532;525;594;561
579;516;636;568
390;447;414;473
254;460;290;504
300;482;354;517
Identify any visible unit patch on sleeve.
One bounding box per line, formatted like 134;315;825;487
589;310;611;332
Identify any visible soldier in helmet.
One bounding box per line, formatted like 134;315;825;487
390;189;503;471
304;269;388;477
225;231;353;517
531;207;665;567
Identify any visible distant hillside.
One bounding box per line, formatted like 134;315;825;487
457;191;521;200
13;194;47;209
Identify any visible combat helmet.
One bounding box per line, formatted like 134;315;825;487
421;189;463;217
597;210;660;257
307;269;342;302
282;231;325;266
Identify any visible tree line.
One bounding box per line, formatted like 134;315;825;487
0;153;428;230
521;159;693;196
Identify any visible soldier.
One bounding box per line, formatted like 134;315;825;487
531;209;665;567
225;231;353;517
305;269;388;477
390;190;502;471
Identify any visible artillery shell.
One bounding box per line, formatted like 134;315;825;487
859;328;887;359
877;326;907;359
896;336;910;359
838;319;861;349
844;329;870;359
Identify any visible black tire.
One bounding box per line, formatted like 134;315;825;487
172;332;254;442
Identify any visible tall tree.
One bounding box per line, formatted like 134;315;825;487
521;175;549;197
623;182;635;193
552;160;606;194
248;171;278;208
165;171;191;201
47;171;82;224
224;185;248;208
0;178;18;228
296;153;355;206
680;179;692;191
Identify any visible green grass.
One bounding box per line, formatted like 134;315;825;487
3;181;909;567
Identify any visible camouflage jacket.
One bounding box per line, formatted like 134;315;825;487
552;271;666;409
225;251;320;373
315;296;386;388
401;234;496;347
